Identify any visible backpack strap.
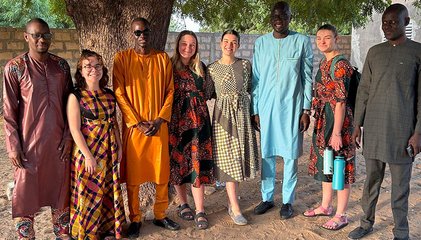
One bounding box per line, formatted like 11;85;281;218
330;54;347;80
330;55;347;80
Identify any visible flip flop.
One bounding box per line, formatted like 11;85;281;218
178;203;194;221
322;214;348;231
303;205;333;217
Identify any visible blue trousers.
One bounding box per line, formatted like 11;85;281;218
261;156;298;204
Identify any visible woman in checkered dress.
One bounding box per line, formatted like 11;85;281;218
206;30;260;225
67;50;126;239
169;31;215;229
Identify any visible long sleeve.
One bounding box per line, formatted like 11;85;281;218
251;40;260;115
354;50;372;127
112;52;141;128
157;54;174;122
3;61;23;157
301;36;314;110
61;60;74;141
415;59;421;133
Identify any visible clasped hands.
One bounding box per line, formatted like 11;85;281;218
137;118;164;136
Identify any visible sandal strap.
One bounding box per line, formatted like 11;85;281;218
334;214;348;222
178;203;191;211
319;205;333;214
195;212;207;220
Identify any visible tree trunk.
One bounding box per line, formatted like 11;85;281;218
64;0;176;216
64;0;174;66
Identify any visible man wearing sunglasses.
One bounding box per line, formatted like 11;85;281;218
113;17;178;237
3;18;73;239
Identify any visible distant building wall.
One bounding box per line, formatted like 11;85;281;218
0;27;351;113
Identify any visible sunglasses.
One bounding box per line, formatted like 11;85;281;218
133;29;151;37
26;32;53;40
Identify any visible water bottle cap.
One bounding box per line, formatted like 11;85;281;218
326;146;333;150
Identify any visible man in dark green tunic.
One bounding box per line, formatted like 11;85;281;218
348;4;421;240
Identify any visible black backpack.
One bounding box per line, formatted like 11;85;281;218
328;55;361;115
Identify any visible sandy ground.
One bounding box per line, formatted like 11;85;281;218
0;117;420;240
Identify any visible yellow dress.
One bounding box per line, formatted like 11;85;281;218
113;48;174;185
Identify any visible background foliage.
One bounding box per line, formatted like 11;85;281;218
0;0;73;28
1;0;421;34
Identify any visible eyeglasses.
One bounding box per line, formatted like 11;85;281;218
133;29;151;37
26;32;53;40
83;64;103;71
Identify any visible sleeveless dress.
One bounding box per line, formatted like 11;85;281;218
70;88;126;239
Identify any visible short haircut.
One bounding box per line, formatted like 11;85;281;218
272;1;291;15
384;3;409;18
131;17;150;28
26;18;49;32
221;30;241;45
317;24;338;37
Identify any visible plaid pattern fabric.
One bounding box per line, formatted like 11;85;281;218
70;89;125;239
207;59;260;182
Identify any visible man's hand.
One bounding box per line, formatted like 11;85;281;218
299;113;310;133
251;115;260;131
59;139;73;161
144;118;164;136
9;151;26;168
408;133;421;156
136;122;151;133
352;126;362;149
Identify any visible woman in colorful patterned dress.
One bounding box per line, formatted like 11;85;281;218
206;30;259;226
303;24;356;230
169;30;214;229
67;50;126;239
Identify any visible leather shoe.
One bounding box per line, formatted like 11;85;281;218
348;226;373;239
254;201;274;215
153;217;181;231
280;203;293;219
127;221;141;238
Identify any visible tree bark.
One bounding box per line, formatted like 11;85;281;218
64;0;174;66
64;0;176;215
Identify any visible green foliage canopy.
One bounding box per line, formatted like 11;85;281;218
0;0;73;28
176;0;397;34
2;0;421;35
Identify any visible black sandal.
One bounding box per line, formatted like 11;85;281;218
194;212;209;230
178;203;194;221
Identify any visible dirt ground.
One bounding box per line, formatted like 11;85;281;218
0;118;420;240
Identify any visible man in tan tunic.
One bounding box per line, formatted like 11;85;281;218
3;18;73;239
113;17;179;237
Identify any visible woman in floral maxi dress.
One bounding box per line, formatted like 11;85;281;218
169;30;214;230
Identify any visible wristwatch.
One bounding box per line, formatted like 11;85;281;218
302;109;311;115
